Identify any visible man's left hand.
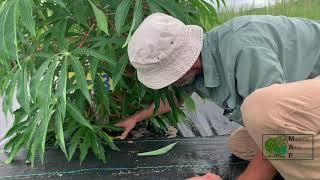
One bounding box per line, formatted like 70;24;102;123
186;172;222;180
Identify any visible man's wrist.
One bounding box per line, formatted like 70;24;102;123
134;107;151;123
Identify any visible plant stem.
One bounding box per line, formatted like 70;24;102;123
78;23;96;48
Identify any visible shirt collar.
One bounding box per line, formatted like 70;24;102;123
200;33;221;88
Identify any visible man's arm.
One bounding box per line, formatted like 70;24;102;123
115;90;191;139
238;151;278;180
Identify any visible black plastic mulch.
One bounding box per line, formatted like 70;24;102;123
0;136;284;180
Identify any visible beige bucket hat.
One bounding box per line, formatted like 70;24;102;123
128;13;203;89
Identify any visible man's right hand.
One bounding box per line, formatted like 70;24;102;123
114;96;179;139
114;116;138;140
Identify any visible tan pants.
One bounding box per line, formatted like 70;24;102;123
228;79;320;180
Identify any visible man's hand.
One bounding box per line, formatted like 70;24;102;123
115;116;137;139
186;173;222;180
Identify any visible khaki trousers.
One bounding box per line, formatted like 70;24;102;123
228;78;320;180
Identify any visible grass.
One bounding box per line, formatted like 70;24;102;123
218;0;320;22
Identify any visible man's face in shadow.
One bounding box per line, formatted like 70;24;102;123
174;69;198;87
173;56;202;87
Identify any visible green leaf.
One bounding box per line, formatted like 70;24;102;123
5;134;25;164
181;90;195;112
4;133;21;152
88;0;108;35
37;60;58;163
95;74;110;114
0;0;18;61
66;101;94;130
29;112;42;166
30;60;51;101
16;64;30;114
79;132;91;164
68;128;84;161
87;131;105;162
25;113;39;151
123;0;143;47
137;142;178;156
89;132;99;156
2;70;19;116
90;58;99;81
151;118;161;129
54;0;69;11
112;54;128;89
18;0;35;36
52;19;68;49
23;113;40;164
70;56;92;104
160;90;167;107
4;118;30;139
155;0;187;23
56;58;67;119
98;130;120;151
153;91;160;115
72;48;116;68
103;124;124;132
96;138;106;163
55;109;68;159
115;0;132;33
166;90;177;110
70;0;91;27
147;0;164;13
12;107;28;126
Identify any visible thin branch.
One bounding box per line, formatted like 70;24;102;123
78;23;96;48
107;18;116;32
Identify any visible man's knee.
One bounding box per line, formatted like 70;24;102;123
240;85;282;131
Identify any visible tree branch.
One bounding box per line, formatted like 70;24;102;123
78;23;96;48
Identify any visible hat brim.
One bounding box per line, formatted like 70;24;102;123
137;25;204;90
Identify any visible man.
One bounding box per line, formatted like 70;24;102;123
116;13;320;179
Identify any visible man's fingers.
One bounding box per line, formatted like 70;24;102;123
185;173;221;180
204;173;222;180
114;122;123;127
117;129;130;140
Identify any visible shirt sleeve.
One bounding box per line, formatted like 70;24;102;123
235;46;285;98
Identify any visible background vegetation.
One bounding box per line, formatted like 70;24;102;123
0;0;224;165
219;0;320;22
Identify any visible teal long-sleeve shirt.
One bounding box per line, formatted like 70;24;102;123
185;15;320;125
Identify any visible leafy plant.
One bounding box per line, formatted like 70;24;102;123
0;0;223;165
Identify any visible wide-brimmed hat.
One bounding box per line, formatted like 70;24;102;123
128;13;203;89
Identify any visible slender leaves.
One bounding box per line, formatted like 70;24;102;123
72;48;116;67
37;60;58;163
70;56;92;104
18;0;35;36
2;70;19;116
66;101;94;130
30;60;51;101
16;63;30;114
55;107;68;159
0;0;18;61
123;0;143;47
112;54;128;89
56;57;67;119
115;0;131;33
88;0;109;35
